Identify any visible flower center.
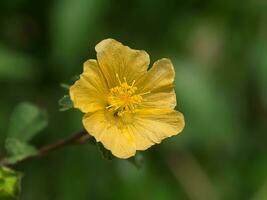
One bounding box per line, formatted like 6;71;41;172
106;74;147;117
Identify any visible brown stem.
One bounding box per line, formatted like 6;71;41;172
0;130;92;167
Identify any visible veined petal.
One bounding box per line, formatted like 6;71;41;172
141;89;176;109
69;59;109;113
132;109;185;150
137;58;176;109
83;110;136;159
137;58;175;93
95;38;150;88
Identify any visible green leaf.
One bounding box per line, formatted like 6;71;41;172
71;75;80;83
58;95;73;111
96;142;113;160
5;138;38;164
60;75;80;90
0;167;22;200
60;83;70;90
4;102;47;164
128;153;144;169
7;102;47;143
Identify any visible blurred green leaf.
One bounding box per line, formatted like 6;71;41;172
4;103;46;163
60;75;80;90
58;95;73;111
70;75;80;83
96;142;113;160
7;102;48;142
0;46;38;81
5;139;37;164
60;83;70;90
0;166;22;200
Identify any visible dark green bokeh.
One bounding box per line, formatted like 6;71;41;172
1;0;267;199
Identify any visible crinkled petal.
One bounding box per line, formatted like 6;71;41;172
137;58;175;92
69;59;109;113
141;89;177;109
137;58;176;109
132;108;185;150
95;38;150;88
83;108;184;157
83;110;136;159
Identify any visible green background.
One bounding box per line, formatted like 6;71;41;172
1;0;267;199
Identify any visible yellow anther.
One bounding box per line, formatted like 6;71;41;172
107;76;143;116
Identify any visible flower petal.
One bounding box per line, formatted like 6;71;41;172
83;110;136;159
132;109;185;150
83;108;184;157
141;89;177;109
137;58;175;93
69;59;109;113
95;38;150;88
137;58;176;109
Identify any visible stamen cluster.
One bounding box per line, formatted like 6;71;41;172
107;76;143;116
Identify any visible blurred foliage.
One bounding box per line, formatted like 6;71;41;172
0;167;21;200
5;102;47;164
58;95;73;111
7;102;47;142
0;0;267;199
5;138;37;165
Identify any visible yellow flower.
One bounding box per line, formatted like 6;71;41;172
69;39;185;159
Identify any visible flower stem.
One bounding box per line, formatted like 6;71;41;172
0;130;92;167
